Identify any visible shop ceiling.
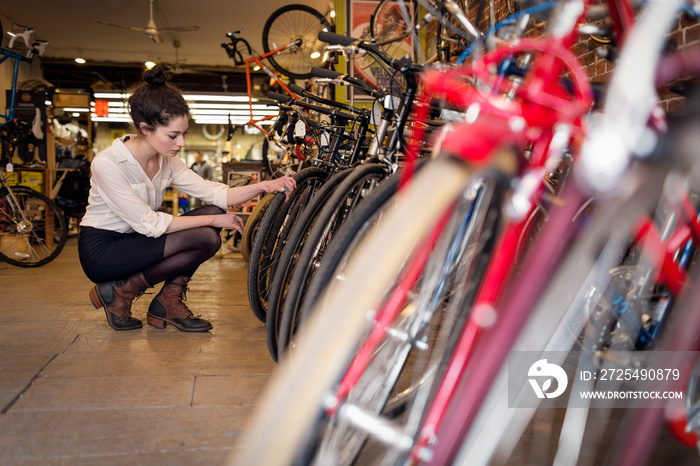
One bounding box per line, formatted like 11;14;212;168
1;0;330;94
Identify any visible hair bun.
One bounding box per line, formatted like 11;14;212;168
143;65;167;88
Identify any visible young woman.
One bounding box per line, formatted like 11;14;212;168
78;65;295;332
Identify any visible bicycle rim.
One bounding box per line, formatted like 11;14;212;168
0;186;67;267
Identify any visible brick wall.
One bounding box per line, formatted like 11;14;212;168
466;0;698;115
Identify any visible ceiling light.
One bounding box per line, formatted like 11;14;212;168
75;58;86;64
145;61;156;69
310;52;321;59
330;10;336;18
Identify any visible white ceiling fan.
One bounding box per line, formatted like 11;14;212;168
95;0;200;44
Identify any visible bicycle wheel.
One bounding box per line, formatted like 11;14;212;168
0;185;67;267
310;173;507;465
261;136;312;179
266;168;355;361
240;193;275;262
247;167;329;322
234;156;473;465
262;4;332;80
276;163;391;359
437;166;682;465
370;0;439;64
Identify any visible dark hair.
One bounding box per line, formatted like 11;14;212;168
128;65;190;133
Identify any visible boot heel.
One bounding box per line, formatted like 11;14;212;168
89;287;103;309
147;314;167;328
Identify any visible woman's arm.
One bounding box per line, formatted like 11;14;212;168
166;178;296;234
166;211;245;234
226;177;297;206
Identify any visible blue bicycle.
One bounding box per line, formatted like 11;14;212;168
0;21;67;267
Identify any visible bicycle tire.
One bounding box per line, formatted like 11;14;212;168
234;156;472;465
298;161;427;326
0;185;67;267
262;4;332;80
240;193;275;262
266;168;355;361
277;163;390;359
247;167;329;322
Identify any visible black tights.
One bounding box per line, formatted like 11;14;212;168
142;205;223;285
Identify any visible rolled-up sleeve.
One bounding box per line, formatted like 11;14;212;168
90;157;173;237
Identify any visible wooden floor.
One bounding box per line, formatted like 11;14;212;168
1;237;699;465
0;237;276;465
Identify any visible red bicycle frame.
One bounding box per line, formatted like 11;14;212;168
320;0;645;463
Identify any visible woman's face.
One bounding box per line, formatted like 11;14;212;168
142;115;189;157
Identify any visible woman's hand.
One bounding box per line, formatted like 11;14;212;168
211;212;245;234
263;177;297;200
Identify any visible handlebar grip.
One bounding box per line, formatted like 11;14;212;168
318;31;356;46
267;91;293;104
288;83;308;96
312;67;343;79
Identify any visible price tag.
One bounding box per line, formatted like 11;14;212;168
6;162;13;172
320;131;330;147
294;120;306;138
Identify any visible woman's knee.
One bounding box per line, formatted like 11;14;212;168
197;226;222;256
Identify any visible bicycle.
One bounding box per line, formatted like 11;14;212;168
232;0;674;463
0;30;67;267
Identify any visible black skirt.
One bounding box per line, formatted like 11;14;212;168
78;226;166;284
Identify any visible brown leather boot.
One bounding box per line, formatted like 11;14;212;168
89;272;151;330
146;276;213;332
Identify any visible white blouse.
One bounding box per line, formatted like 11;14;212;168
80;135;229;237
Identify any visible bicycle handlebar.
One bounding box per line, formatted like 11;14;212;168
311;67;381;97
267;91;358;122
318;31;412;71
318;31;356;46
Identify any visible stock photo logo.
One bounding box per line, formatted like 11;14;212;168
527;359;568;399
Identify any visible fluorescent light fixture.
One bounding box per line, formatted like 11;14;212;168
184;94;254;102
94;92;130;99
89;91;276;123
62;107;90;113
